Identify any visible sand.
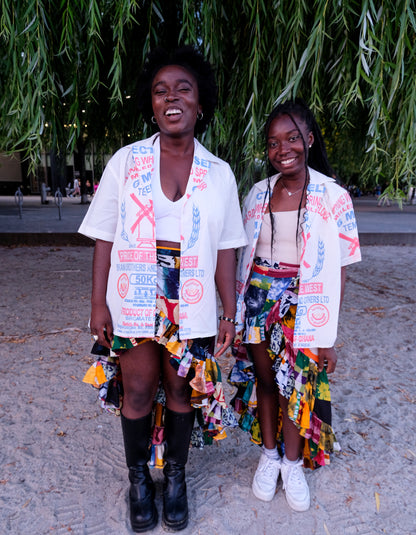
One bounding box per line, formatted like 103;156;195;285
1;244;415;535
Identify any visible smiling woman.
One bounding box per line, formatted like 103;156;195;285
230;98;361;513
78;46;247;533
137;47;218;137
151;65;201;140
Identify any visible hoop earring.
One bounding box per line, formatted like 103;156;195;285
151;116;157;124
197;112;204;121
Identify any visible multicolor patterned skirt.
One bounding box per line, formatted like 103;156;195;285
229;259;336;469
83;247;237;467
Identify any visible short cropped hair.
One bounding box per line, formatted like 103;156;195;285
138;46;218;135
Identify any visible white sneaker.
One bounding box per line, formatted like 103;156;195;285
281;459;310;511
252;453;281;501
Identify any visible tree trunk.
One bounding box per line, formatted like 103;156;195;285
50;148;67;195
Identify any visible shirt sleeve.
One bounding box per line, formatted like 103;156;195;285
217;164;248;250
78;150;123;242
334;189;362;267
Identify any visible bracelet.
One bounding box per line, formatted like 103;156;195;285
219;315;237;325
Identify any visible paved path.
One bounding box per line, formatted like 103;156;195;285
0;195;91;245
0;194;416;245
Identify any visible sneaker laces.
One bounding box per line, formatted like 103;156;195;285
259;456;280;479
286;460;306;489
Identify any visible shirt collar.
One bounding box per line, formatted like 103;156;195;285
253;167;334;193
138;133;222;166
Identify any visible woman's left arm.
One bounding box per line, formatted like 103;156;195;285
215;248;237;357
318;266;347;372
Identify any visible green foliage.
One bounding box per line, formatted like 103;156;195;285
0;0;162;165
0;0;415;197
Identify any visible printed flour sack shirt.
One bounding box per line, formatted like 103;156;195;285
79;133;247;340
235;167;361;351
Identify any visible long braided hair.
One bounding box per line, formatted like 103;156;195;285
263;98;334;263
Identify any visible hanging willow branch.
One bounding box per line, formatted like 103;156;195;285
0;0;415;197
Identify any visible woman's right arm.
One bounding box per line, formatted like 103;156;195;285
90;239;114;348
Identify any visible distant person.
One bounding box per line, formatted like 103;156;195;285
408;186;416;205
65;181;72;197
85;179;93;195
79;46;247;532
40;182;49;204
72;175;80;196
230;98;361;512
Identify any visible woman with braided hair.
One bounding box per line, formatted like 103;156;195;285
230;98;361;511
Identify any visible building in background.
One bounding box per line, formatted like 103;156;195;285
0;150;109;196
0;153;22;194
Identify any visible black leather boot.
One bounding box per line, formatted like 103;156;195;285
162;409;195;531
121;413;158;533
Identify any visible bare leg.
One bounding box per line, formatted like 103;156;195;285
161;349;193;413
279;394;302;461
119;341;161;419
250;341;279;449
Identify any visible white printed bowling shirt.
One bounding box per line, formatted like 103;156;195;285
235;167;361;349
79;134;247;339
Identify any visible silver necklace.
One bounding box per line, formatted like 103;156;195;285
281;181;304;196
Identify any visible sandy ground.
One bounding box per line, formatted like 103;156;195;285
1;244;415;535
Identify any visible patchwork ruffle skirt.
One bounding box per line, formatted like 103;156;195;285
83;247;237;467
229;260;337;469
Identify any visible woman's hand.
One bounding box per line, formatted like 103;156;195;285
90;239;113;349
214;248;237;357
215;320;235;357
90;302;113;348
318;346;338;373
317;267;346;373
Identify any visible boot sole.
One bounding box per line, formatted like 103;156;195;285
131;514;158;533
161;513;188;532
131;507;158;533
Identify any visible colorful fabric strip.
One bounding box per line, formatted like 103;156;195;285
83;249;238;467
229;260;337;469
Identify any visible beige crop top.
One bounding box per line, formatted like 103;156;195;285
256;209;305;265
152;172;184;242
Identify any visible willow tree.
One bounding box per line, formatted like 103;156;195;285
0;0;165;192
0;0;415;197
